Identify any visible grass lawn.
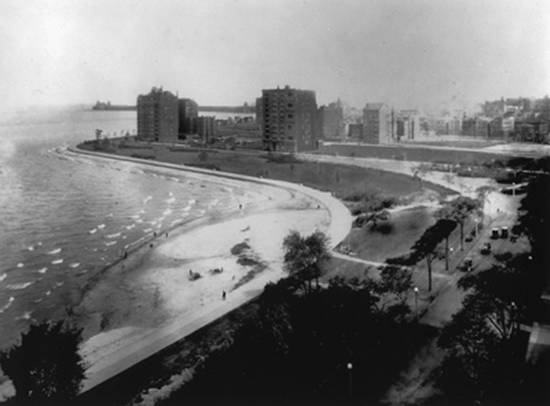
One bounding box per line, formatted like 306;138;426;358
340;206;437;263
321;257;379;282
81;142;436;200
318;143;512;165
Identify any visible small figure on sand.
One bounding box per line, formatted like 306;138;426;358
165;232;168;238
239;203;242;210
153;231;157;238
123;251;128;259
222;291;226;300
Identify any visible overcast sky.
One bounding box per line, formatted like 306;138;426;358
1;0;549;112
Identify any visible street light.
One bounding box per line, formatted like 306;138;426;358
413;286;419;318
347;362;353;400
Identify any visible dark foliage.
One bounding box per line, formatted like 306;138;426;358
0;321;85;405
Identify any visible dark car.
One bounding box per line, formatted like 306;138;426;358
481;242;492;255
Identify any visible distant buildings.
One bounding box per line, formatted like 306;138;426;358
255;97;263;126
137;87;179;142
489;112;515;139
348;123;363;139
178;98;198;137
363;103;393;144
318;100;345;139
260;85;319;152
395;110;420;141
462;116;491;138
196;116;215;144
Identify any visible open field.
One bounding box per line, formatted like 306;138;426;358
318;143;513;164
79;141;451;200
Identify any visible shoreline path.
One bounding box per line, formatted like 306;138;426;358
67;147;353;393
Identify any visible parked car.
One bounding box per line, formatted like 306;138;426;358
481;242;492;255
465;235;473;242
460;257;474;272
491;228;499;239
500;226;509;239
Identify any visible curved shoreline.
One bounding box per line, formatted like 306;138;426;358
67;146;353;393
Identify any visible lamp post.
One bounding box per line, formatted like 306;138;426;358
347;362;353;400
413;286;419;318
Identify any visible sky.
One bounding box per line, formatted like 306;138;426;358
0;0;549;113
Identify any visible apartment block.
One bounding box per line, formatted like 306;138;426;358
261;85;319;152
137;87;179;142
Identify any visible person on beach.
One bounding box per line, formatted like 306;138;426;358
222;291;226;300
123;251;128;259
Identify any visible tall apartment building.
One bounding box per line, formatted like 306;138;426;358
363;103;393;144
255;97;263;126
261;85;319;152
137;87;179;142
197;116;216;144
178;98;198;137
318;99;345;139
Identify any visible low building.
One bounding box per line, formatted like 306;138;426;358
514;120;549;143
489;112;515;139
395;110;421;141
255;97;263;126
137;87;179;142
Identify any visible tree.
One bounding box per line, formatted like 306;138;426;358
409;219;456;291
282;231;331;292
436;196;480;251
0;321;86;404
198;150;208;162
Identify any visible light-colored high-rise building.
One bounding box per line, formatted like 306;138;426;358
261;85;319;152
363;103;393;144
137;87;179;142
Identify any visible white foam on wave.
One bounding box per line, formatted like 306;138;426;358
69;262;80;268
89;228;97;234
139;209;145;214
37;242;42;246
7;282;33;290
106;232;121;239
143;196;152;204
16;263;24;268
136;219;144;223
166;197;176;204
0;297;15;313
55;282;64;287
150;220;158;226
97;224;106;229
51;258;63;265
131;214;140;219
143;228;153;233
48;248;62;255
126;224;135;230
0;273;7;282
38;267;47;274
170;177;179;182
18;311;32;320
28;246;34;251
46;290;51;296
163;208;173;216
105;241;117;246
170;219;182;226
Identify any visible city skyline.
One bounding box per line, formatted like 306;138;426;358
0;0;549;113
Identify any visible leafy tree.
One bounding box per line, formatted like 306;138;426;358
0;321;86;404
436;196;480;250
409;219;456;291
198;150;208;162
282;231;330;292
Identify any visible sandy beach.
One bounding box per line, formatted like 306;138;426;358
63;149;352;392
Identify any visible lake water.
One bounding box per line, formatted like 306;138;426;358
0;108;242;348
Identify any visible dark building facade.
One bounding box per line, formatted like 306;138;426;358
178;98;198;137
261;85;319;152
137;87;179;142
255;97;263;126
197;116;216;144
318;100;345;139
348;123;363;139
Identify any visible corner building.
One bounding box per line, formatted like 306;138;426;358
261;86;319;152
